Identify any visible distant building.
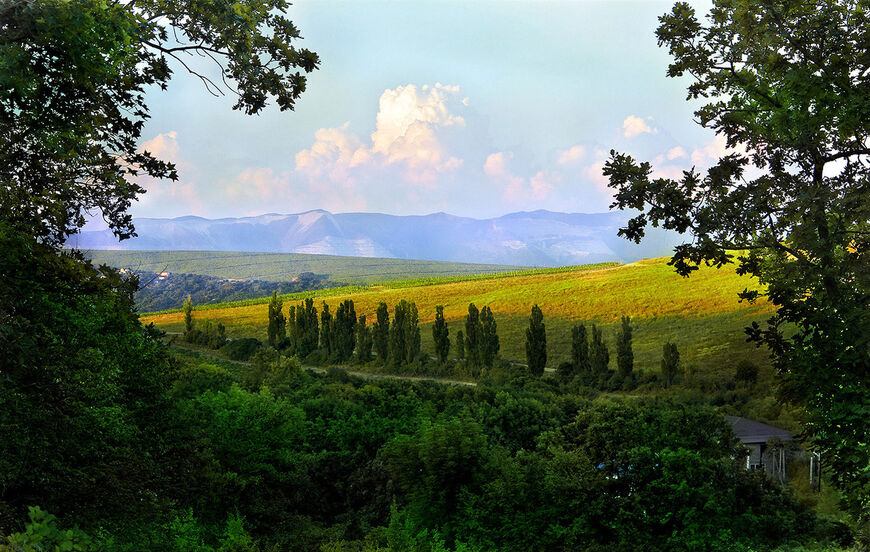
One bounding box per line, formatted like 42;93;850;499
157;271;170;281
726;416;795;483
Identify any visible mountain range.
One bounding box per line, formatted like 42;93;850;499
70;209;683;266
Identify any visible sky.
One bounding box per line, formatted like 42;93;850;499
127;0;730;221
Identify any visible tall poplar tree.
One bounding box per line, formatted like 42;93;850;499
480;306;499;368
464;303;482;367
373;302;390;364
334;299;357;362
267;291;286;348
571;323;590;373
356;314;373;363
182;294;194;338
661;342;681;387
320;302;334;357
525;304;547;377
616;316;633;377
590;324;610;373
432;305;450;364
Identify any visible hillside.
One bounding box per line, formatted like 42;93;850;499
142;257;774;376
84;250;526;285
72;209;683;266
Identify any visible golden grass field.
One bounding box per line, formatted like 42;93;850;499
143;257;774;374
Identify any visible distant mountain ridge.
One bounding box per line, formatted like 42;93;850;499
71;209;682;266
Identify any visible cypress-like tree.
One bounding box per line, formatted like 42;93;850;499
616;315;633;377
432;305;450;364
455;330;465;360
373;302;390;363
480;305;499;368
334;299;357;362
267;291;286;348
287;305;297;356
661;342;681;387
295;298;319;359
590;324;610;373
356;314;373;363
525;304;547;377
386;300;421;365
406;301;421;363
464;303;482;367
320;302;334;356
571;323;590;374
183;294;194;337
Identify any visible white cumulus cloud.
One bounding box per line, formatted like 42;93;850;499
623;115;656;138
557;145;586;165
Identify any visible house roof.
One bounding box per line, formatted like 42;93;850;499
725;416;794;445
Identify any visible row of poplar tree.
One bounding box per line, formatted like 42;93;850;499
267;293;422;365
266;293;682;380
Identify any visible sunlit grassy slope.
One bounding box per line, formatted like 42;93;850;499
142;257;773;374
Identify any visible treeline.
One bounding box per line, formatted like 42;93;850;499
183;294;698;388
134;271;339;312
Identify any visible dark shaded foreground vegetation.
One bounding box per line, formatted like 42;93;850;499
0;225;853;551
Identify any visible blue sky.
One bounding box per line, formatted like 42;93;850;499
130;0;729;220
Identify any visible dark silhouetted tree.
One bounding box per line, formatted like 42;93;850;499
571;323;590;374
267;291;286;348
661;342;681;387
480;306;500;368
334;299;357;362
616;316;634;377
432;305;450;364
735;359;759;386
590;324;610;373
356;314;373;363
464;303;482;368
295;298;318;359
373;302;390;363
525;305;547;377
320;302;334;357
183;294;194;337
455;330;465;360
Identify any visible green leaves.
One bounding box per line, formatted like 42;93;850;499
605;0;870;528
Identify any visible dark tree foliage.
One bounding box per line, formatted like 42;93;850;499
735;359;759;385
0;0;318;246
373;302;390;364
267;291;286;348
334;299;357;362
294;298;319;359
571;323;590;374
182;294;194;337
432;305;450;364
616;315;634;377
133;271;336;312
589;324;610;373
0;224;172;531
603;0;870;518
287;304;297;355
661;342;681;387
319;302;334;357
464;303;482;368
480;306;500;369
525;305;547;377
389;300;420;366
356;314;373;363
455;330;465;360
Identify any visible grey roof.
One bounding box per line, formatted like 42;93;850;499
725;416;794;445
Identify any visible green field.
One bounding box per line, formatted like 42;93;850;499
144;257;774;378
83;250;527;284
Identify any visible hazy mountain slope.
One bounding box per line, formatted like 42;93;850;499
72;209;682;266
